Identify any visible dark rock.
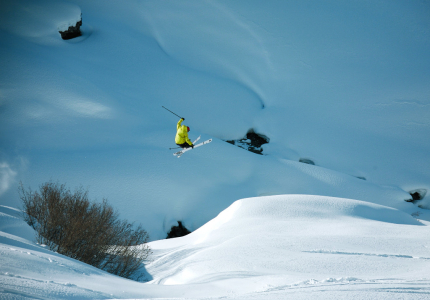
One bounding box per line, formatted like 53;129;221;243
59;16;82;40
299;158;315;165
405;189;427;203
225;129;269;155
246;129;269;148
411;192;421;201
166;221;191;239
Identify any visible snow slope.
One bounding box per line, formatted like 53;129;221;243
146;195;430;298
0;0;430;299
2;196;430;299
1;0;429;238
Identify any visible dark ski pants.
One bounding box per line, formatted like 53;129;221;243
177;143;192;149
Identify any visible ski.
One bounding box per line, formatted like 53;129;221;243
193;135;201;144
173;139;212;158
171;135;199;154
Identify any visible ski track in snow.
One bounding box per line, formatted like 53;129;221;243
0;276;110;300
0;245;92;276
303;249;430;260
255;278;430;300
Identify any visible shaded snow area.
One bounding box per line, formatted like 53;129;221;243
1;0;430;299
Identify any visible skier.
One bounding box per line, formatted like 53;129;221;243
175;118;194;149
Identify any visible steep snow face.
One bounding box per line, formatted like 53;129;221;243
140;0;430;186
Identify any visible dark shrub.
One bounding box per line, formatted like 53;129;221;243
19;181;151;280
166;221;191;239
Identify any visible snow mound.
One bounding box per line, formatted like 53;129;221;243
236;195;422;225
147;195;429;289
185;195;422;247
152;195;423;250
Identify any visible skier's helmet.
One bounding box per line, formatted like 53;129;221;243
187;126;190;132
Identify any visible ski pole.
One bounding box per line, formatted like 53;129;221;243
169;146;181;150
162;106;183;119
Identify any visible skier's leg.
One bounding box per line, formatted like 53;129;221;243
177;143;191;149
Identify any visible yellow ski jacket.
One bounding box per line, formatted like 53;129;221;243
175;119;193;145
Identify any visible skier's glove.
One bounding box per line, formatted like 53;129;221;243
181;117;185;121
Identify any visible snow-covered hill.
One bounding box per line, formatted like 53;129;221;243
2;196;430;299
1;0;430;299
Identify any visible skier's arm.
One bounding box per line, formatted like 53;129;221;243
177;118;184;130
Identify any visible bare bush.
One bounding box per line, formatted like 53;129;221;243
19;181;151;280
